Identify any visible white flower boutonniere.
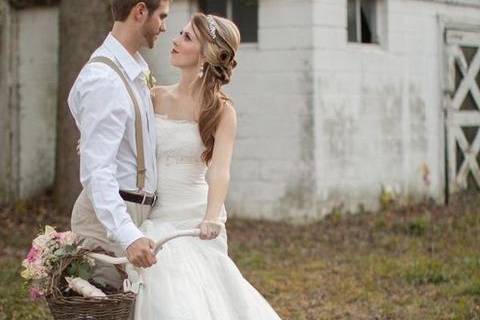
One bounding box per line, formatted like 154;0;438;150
144;71;157;90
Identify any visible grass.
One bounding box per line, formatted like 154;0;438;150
1;194;480;319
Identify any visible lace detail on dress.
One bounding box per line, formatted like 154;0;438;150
155;115;205;167
158;153;203;166
151;114;211;221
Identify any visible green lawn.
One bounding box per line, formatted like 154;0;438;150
1;194;480;319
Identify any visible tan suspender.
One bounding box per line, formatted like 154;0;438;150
88;56;146;190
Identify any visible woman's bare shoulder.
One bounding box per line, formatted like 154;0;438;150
222;100;237;121
214;100;237;139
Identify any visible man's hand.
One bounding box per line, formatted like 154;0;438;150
126;237;157;268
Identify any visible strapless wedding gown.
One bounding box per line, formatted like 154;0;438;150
133;114;282;320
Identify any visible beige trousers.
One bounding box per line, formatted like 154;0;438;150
71;189;151;290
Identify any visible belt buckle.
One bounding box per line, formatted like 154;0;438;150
151;193;158;207
140;193;147;205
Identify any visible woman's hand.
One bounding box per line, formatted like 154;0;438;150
198;220;225;240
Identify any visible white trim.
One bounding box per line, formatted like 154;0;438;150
418;0;480;9
240;42;259;50
355;0;361;42
439;14;480;196
446;29;480;46
226;0;233;20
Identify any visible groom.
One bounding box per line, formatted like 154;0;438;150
68;0;170;289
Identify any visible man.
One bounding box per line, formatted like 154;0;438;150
68;0;170;289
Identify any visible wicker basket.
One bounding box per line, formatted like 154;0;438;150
45;248;136;320
46;293;135;320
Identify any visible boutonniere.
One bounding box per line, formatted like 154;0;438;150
144;71;157;90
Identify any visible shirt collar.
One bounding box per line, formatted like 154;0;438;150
103;33;150;82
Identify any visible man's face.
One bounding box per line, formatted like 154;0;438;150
141;1;170;49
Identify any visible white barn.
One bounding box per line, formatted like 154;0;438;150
0;0;59;199
1;0;480;222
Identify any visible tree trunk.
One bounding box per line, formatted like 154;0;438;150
54;0;112;212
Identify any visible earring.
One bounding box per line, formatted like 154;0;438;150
198;63;204;78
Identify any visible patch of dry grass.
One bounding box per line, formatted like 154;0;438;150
1;194;480;319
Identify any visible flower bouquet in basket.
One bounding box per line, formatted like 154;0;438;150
20;225;135;320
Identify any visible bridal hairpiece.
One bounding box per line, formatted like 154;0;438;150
206;15;217;40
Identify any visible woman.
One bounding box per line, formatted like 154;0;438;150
132;13;283;319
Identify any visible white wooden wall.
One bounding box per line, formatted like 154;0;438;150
313;0;480;215
146;0;480;221
0;1;59;201
145;0;316;222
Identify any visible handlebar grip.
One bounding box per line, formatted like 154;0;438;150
87;228;201;265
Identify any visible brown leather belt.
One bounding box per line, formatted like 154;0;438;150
119;190;157;207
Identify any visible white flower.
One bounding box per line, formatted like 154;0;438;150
33;234;50;250
44;225;57;238
144;71;157;90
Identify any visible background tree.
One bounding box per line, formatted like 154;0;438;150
55;0;112;211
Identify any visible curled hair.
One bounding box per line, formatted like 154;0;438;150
190;13;241;164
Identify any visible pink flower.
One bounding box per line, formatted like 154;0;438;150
56;231;77;246
26;246;40;263
29;287;44;300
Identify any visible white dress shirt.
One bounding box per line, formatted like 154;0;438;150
68;33;157;250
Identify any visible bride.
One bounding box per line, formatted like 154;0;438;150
132;13;283;320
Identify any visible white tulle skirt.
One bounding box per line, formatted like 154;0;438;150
130;218;282;320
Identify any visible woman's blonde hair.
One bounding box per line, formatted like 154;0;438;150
190;13;241;164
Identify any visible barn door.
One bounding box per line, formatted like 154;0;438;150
445;29;480;194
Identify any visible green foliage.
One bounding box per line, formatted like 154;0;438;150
392;215;429;237
0;260;52;320
404;259;450;285
460;280;480;297
451;297;480;320
379;185;397;210
66;260;93;280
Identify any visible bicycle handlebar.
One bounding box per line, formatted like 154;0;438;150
87;228;201;265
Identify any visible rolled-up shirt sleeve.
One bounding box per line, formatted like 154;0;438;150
71;66;143;251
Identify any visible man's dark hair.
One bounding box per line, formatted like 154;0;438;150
111;0;165;22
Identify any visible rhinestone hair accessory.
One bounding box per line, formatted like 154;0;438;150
206;15;217;40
